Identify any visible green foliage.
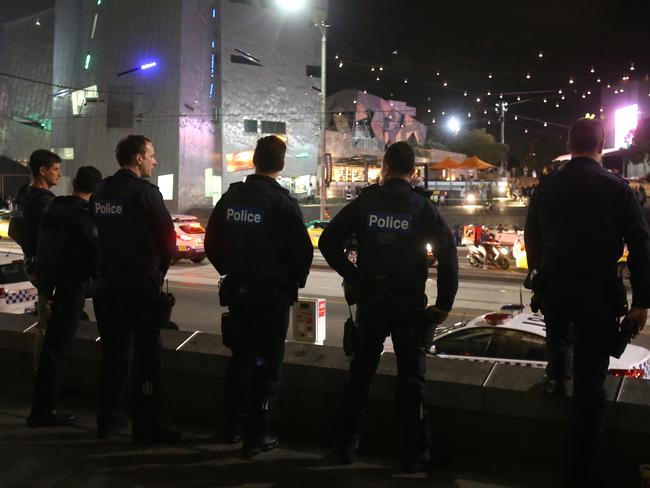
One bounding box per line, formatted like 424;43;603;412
426;127;508;164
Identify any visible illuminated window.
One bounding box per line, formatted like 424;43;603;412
157;174;174;201
50;147;74;160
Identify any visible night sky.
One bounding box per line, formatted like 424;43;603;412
327;0;650;162
3;0;649;162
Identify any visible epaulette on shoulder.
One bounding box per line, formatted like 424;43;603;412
360;184;380;194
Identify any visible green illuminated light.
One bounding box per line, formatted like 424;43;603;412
97;0;102;5
84;53;92;70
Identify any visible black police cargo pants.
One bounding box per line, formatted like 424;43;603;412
224;292;290;440
30;281;88;418
97;287;163;439
335;302;429;454
541;295;616;477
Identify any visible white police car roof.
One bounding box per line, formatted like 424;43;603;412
171;214;198;221
439;306;650;373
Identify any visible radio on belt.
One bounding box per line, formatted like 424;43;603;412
292;297;326;345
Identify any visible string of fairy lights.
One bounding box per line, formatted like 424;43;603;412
326;49;648;137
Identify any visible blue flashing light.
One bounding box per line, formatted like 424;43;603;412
140;61;157;71
209;82;214;98
211;41;215;49
212;8;216;18
210;54;215;71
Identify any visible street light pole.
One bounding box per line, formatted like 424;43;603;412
317;20;328;220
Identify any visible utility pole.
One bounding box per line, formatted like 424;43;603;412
317;20;329;220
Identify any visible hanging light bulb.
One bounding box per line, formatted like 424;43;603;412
526;72;531;79
558;89;563;94
543;98;547;103
428;108;431;113
517;96;521;101
432;118;436;123
499;94;503;99
463;91;467;97
435;70;440;76
468;112;472;118
476;97;481;102
338;61;343;68
538;51;543;58
581;93;586;99
443;81;447;86
404;78;408;84
371;66;375;72
561;95;565;100
379;66;383;71
596;78;601;83
334;54;339;59
487;91;491;96
555;103;560;108
441;111;446;115
620;88;625;93
544;122;548;127
35;18;41;26
606;84;611;88
590;66;595;73
376;76;380;81
487;121;491;125
483;109;488;114
587;90;591;95
524;128;528;133
569;77;574;84
488;73;493;79
514;115;518;120
630;62;635;71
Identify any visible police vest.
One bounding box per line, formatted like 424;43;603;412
355;184;429;280
219;180;286;279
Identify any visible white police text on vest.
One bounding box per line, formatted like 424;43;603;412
367;212;412;233
95;200;124;217
226;207;263;225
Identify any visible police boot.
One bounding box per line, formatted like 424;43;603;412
400;403;432;473
242;402;278;458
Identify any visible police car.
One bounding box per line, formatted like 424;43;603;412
172;214;206;264
430;306;650;379
0;257;37;314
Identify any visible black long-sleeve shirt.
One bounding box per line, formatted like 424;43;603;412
525;156;650;307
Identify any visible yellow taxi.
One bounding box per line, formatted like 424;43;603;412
0;210;10;239
305;219;328;248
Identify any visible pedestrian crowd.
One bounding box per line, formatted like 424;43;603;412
7;118;650;484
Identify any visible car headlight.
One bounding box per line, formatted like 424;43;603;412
426;243;432;253
500;247;509;255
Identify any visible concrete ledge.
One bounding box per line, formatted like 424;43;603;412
2;311;650;464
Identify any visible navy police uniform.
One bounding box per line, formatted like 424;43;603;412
9;184;56;365
525;156;650;477
29;196;100;421
319;178;459;462
205;174;313;448
91;168;175;440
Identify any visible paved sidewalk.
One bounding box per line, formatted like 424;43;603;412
0;381;625;487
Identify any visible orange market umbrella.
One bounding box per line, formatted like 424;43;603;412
457;156;495;170
430;157;461;170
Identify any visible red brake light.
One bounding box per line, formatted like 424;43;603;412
484;312;511;325
609;368;645;379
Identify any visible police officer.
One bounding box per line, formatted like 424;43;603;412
319;142;459;472
26;166;102;427
525;118;650;483
205;135;313;457
92;135;178;444
9;149;61;368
